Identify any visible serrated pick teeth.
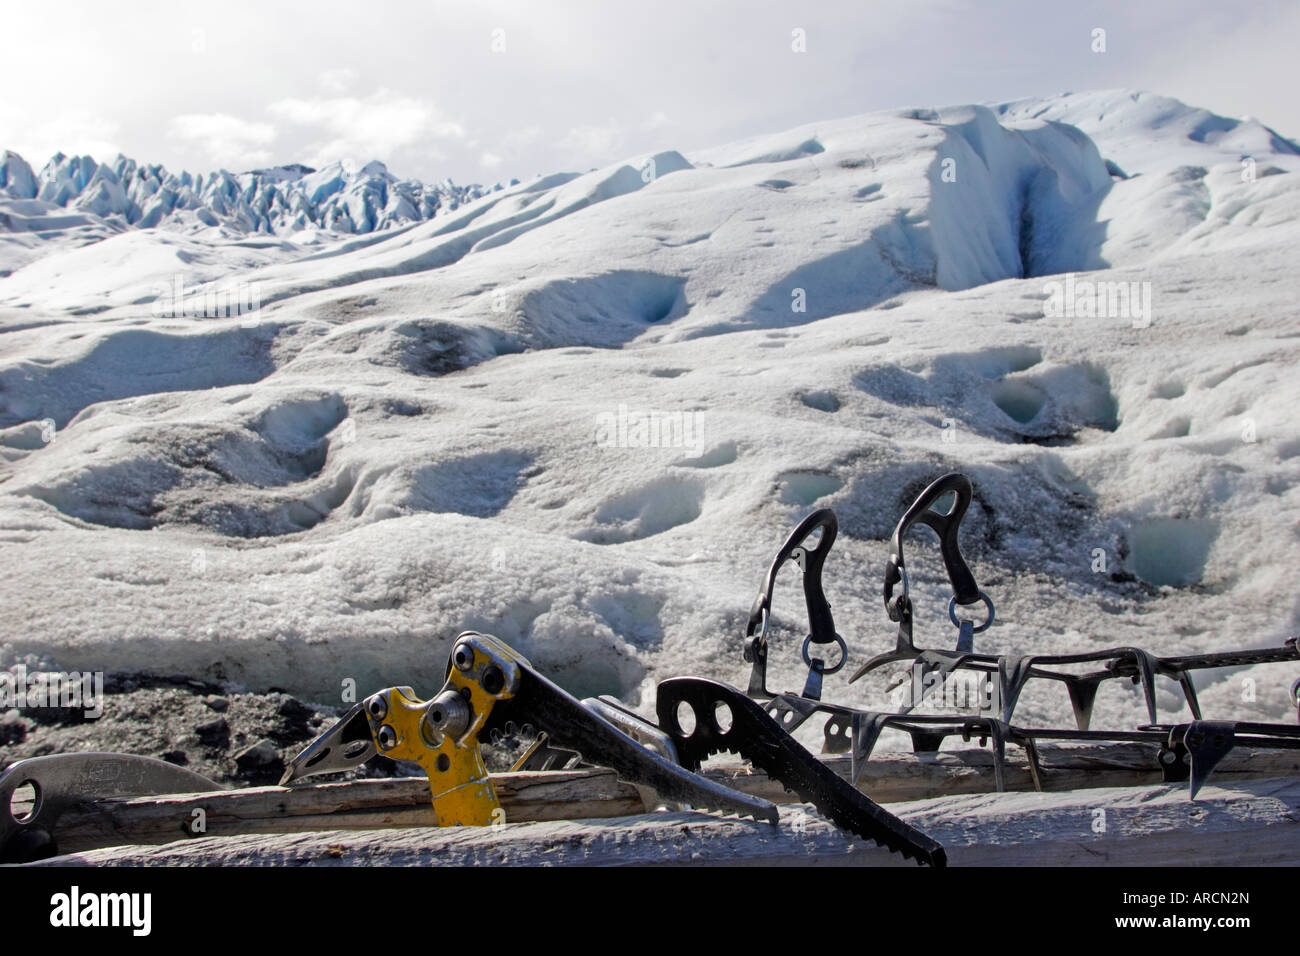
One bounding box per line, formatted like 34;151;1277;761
727;738;930;865
693;754;890;851
561;741;777;825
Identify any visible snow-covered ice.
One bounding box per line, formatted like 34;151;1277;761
1;90;1297;744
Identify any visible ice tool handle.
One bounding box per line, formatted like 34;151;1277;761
744;508;844;700
284;631;780;827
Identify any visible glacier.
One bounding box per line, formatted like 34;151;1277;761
0;149;508;277
0;89;1298;751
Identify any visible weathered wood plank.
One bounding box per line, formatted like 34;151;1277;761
29;777;1300;867
52;769;646;852
43;742;1300;854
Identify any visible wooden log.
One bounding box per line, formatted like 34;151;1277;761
44;742;1300;853
51;769;645;853
30;776;1300;867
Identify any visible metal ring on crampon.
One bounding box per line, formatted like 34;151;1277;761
802;633;848;674
948;592;994;633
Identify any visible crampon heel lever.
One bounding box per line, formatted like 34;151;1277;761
850;472;989;689
744;508;847;701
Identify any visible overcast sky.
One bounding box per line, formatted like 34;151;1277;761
1;0;1296;185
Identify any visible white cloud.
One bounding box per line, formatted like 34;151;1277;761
168;113;277;170
557;121;625;159
1;1;1294;187
555;113;674;164
0;109;122;166
319;67;360;94
501;126;543;149
267;89;465;167
480;151;503;169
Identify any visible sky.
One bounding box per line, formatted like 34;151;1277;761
0;0;1296;186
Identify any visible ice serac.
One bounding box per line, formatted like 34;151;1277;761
0;150;504;239
73;166;132;219
0;151;38;199
921;104;1114;286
